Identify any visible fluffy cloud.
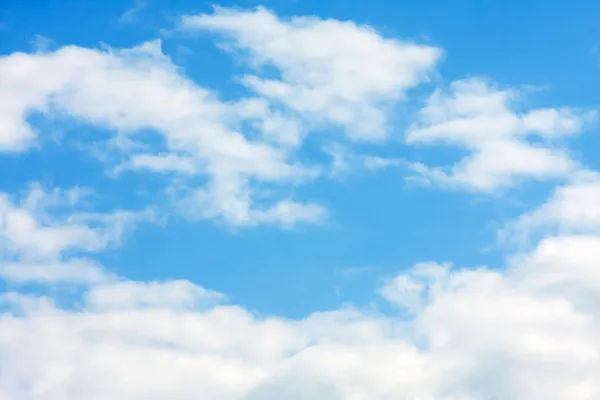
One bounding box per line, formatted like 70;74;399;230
513;170;600;237
0;184;151;284
407;78;597;191
0;40;321;226
181;7;441;142
3;172;600;398
2;236;600;398
0;5;443;227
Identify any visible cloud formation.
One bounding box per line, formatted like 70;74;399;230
407;78;597;191
0;184;150;284
182;7;442;142
0;40;320;226
2;188;600;399
1;5;600;400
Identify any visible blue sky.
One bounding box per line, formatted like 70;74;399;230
2;1;600;399
2;0;597;315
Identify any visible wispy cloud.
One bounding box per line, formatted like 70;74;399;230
119;0;147;23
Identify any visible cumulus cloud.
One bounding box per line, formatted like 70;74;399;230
2;169;600;398
0;40;320;227
512;170;600;238
0;184;151;284
0;7;443;227
407;78;597;191
0;4;444;228
3;216;600;398
181;6;442;142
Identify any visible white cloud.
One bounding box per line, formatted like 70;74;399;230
253;199;327;227
172;179;326;228
512;171;600;238
323;144;405;177
0;184;151;284
119;153;198;175
510;235;600;310
0;259;114;285
181;7;442;142
229;98;304;148
3;227;600;399
407;78;597;191
379;261;450;314
85;280;226;311
1;192;107;260
0;40;321;227
0;7;443;227
3;173;600;399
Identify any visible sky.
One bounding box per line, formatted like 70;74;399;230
1;0;600;398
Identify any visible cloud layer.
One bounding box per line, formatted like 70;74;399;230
3;184;600;399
